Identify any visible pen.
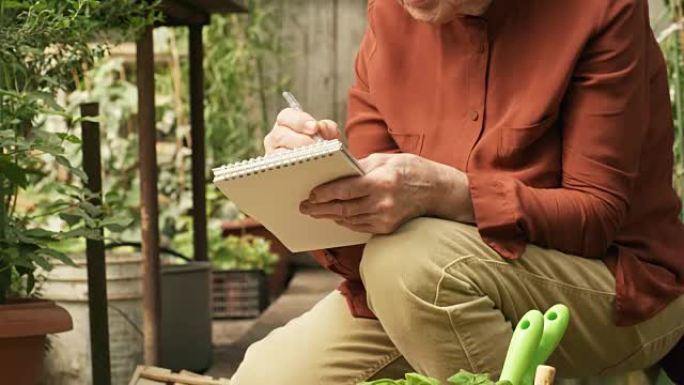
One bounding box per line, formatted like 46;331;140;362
282;91;324;142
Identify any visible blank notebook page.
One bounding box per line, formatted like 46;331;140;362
212;140;372;252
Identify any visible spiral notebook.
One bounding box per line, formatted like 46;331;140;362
212;139;372;252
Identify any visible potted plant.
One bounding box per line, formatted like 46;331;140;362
209;233;279;318
221;214;294;298
0;1;155;384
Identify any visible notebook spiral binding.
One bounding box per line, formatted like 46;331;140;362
212;139;343;182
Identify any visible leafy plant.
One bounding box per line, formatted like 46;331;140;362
360;370;511;385
0;0;156;303
204;0;289;165
208;234;279;272
64;0;288;254
172;218;279;272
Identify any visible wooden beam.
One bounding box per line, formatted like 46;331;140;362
81;102;113;385
156;0;247;26
158;1;210;26
179;0;246;14
136;26;162;366
189;25;208;262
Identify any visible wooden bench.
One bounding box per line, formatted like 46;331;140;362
128;366;230;385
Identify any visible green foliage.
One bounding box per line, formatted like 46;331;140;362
0;0;156;302
360;371;511;385
171;219;279;272
69;0;287;255
660;0;684;214
208;235;278;272
204;0;289;165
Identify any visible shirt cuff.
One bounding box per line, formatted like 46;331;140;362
467;172;527;259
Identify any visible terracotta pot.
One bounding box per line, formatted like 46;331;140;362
222;218;294;299
0;299;73;385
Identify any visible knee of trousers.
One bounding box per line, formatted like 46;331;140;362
231;339;274;384
231;337;314;385
359;217;481;318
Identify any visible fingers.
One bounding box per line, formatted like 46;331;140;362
300;196;374;218
335;221;380;234
264;125;316;154
309;176;370;204
264;108;340;153
276;108;318;135
335;215;397;235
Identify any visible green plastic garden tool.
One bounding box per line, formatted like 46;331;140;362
521;305;570;385
499;305;571;385
499;310;545;385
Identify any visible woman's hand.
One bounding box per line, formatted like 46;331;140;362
299;153;475;234
264;108;340;154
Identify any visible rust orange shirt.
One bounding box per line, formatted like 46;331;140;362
313;0;684;326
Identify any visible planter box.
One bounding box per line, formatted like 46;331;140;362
211;269;269;319
222;218;293;299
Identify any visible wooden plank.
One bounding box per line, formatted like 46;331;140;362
266;0;367;129
305;0;336;120
275;0;335;120
138;366;171;385
333;0;368;126
129;366;165;385
127;366;145;385
140;370;227;385
175;369;203;385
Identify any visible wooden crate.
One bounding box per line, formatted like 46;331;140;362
212;269;269;319
128;366;230;385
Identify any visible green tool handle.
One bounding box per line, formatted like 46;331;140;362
499;310;544;385
521;304;570;385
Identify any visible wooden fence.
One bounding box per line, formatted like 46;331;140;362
266;0;368;126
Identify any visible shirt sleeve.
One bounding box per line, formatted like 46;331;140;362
468;0;649;259
311;9;399;277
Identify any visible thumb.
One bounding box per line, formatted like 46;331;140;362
358;153;390;172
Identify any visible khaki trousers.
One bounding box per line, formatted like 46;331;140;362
231;218;684;385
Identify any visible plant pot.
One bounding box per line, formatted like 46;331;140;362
160;261;212;373
0;299;72;385
211;269;269;319
222;218;293;299
41;253;143;385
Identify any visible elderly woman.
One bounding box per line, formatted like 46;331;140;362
232;0;684;384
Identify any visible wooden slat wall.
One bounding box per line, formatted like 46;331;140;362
267;0;368;128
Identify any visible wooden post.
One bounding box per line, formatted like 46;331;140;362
81;102;112;385
136;26;162;365
189;24;208;262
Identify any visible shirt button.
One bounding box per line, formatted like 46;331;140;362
470;110;480;121
479;43;486;53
